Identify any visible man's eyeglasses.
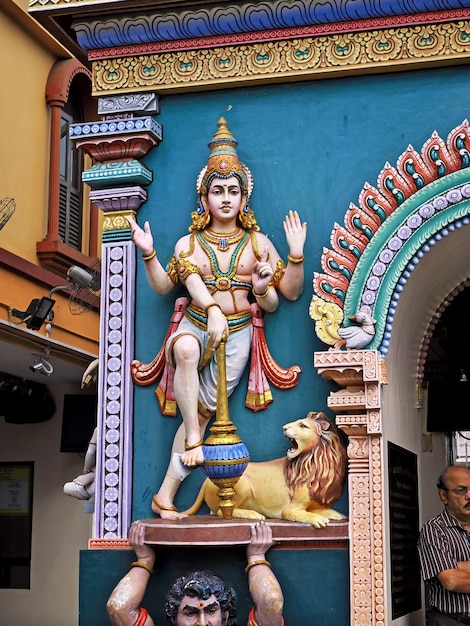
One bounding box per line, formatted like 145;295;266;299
443;485;470;496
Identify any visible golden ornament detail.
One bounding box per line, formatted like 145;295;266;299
201;228;245;251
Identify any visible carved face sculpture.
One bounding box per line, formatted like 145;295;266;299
176;594;227;625
166;570;236;626
191;118;258;233
202;176;243;227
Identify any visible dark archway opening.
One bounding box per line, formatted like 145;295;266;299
424;288;470;432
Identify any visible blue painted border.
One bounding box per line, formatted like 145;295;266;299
73;0;470;50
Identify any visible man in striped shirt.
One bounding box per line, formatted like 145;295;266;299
418;465;470;625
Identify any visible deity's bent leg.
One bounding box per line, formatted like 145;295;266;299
171;333;206;467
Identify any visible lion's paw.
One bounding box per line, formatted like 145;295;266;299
328;510;346;521
283;510;330;527
231;508;266;520
310;516;329;528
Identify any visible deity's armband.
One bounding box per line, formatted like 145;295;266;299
166;256;180;285
176;258;203;284
272;259;286;286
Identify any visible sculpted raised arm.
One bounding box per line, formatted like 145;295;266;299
107;521;156;626
127;216;175;295
246;522;284;626
252;246;279;313
278;210;307;301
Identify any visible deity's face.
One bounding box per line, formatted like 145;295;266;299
175;594;227;626
204;176;243;228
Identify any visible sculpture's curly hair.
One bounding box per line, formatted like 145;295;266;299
165;570;237;626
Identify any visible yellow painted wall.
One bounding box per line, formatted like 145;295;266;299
0;8;63;263
0;2;99;353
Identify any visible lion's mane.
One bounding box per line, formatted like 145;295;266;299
283;411;347;505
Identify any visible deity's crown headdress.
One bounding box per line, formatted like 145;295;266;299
192;118;257;231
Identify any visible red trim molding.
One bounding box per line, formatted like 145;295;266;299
0;248;69;289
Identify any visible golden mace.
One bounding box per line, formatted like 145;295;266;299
201;334;250;519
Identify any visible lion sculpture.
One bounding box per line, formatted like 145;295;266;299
182;411;348;528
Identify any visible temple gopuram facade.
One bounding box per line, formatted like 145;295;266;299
16;0;470;624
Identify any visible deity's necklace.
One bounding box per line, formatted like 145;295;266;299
201;228;245;252
196;230;250;291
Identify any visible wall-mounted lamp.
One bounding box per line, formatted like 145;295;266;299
10;264;100;331
11;296;56;331
30;354;53;376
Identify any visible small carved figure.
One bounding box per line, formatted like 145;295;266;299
334;310;376;350
128;118;307;519
106;519;284;626
63;358;99;501
63;427;97;500
182;412;347;528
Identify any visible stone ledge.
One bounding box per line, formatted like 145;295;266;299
143;516;349;549
88;518;349;550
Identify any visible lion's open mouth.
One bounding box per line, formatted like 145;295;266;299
286;436;298;458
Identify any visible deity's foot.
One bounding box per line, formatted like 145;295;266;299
152;494;187;520
181;439;205;467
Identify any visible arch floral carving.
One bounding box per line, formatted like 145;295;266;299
311;119;470;355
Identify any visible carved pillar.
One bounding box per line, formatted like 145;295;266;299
70;93;162;540
314;350;387;626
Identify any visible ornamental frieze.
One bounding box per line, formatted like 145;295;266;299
91;20;470;94
29;0;470;50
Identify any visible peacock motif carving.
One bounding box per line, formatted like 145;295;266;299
311;119;470;352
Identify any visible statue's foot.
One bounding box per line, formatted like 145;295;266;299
181;439;204;467
152;494;187;520
64;478;93;500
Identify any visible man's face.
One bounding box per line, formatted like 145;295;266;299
176;594;226;626
439;466;470;523
205;176;242;224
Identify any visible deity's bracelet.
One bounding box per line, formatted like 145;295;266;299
245;559;271;573
204;301;222;314
131;561;154;575
252;286;270;298
142;249;156;262
287;254;304;264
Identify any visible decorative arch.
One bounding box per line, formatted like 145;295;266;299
311;119;470;355
45;58;91;106
39;59;98;274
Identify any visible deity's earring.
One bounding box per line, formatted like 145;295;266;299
201;194;209;213
196;198;205;216
241;197;249;214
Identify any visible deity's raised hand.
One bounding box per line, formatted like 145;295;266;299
127;216;154;257
252;246;273;293
283;210;307;258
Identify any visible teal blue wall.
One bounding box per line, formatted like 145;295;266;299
133;63;470;514
80;64;470;625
